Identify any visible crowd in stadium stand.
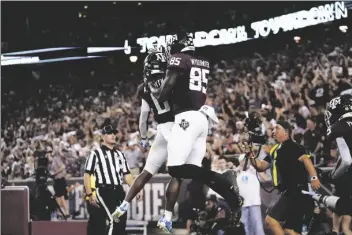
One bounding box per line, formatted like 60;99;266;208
2;34;352;181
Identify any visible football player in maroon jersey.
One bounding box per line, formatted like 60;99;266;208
112;50;176;220
150;32;243;233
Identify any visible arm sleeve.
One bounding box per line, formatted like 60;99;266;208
294;144;308;160
139;99;150;138
84;150;97;174
263;154;272;163
331;137;352;179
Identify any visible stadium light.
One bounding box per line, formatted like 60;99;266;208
339;25;348;33
84;5;88;9
129;56;138;63
294;36;301;43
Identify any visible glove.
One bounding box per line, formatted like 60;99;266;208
140;137;149;149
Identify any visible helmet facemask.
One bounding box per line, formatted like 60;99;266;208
147;73;164;89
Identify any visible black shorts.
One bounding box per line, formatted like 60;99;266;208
53;177;68;198
335;196;352;216
267;191;314;233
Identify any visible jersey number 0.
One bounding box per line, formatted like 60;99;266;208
189;67;209;94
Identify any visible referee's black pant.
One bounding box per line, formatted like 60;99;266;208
87;200;106;235
89;185;127;235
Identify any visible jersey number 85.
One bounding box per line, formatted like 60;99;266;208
189;67;209;94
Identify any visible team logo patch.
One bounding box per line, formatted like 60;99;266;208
179;119;190;130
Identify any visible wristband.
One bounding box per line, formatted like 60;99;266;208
311;176;318;181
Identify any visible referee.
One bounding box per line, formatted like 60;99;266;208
85;175;106;235
84;125;142;235
248;120;321;235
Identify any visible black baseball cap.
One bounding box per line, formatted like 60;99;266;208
206;194;218;202
101;125;118;135
276;120;293;134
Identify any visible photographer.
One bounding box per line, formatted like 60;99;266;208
49;148;70;219
191;195;231;235
248;120;321;235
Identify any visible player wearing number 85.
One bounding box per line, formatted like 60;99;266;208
150;32;243;234
112;50;176;221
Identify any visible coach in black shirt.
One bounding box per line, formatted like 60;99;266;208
84;125;142;235
249;120;321;235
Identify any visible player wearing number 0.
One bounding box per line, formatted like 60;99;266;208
150;32;243;233
112;50;176;220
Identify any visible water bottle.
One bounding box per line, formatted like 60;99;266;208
51;211;57;221
302;224;308;235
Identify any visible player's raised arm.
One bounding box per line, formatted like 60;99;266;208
139;98;150;149
139;99;150;139
153;68;181;102
136;83;151;149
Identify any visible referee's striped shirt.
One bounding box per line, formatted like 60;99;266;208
85;144;130;186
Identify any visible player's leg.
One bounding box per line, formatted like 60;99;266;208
167;113;242;212
162;131;207;224
112;126;168;220
158;112;204;233
163;111;242;229
127;130;168;200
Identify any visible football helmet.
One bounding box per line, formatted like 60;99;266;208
325;94;352;130
143;51;167;89
165;32;195;58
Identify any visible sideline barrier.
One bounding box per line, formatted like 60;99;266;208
1;186;30;235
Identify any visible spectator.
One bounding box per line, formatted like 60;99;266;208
303;117;323;155
236;154;265;235
217;156;228;173
122;141;144;177
49;150;70;219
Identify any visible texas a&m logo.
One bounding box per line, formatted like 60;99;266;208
179;119;190;131
329;97;341;110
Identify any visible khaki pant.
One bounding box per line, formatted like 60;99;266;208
130;168;140;178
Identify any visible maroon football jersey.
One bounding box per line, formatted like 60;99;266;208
137;83;174;124
167;52;210;114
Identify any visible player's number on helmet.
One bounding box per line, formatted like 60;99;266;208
150;94;171;114
189;67;209;94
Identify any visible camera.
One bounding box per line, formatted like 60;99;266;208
190;208;245;235
34;149;50;186
243;115;266;145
